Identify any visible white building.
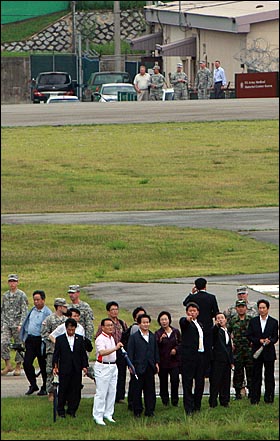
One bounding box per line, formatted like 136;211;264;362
130;1;279;87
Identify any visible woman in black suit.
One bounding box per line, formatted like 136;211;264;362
246;299;279;404
53;318;88;418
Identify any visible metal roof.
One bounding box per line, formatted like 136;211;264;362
144;1;279;33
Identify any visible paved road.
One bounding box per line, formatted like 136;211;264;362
1;98;279;127
2;207;279;245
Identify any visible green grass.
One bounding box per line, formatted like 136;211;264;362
1;121;278;214
1;11;69;44
1;396;278;440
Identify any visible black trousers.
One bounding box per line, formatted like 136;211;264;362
214;81;224;99
115;349;127;401
131;365;156;416
181;352;205;414
209;360;231;407
23;335;47;388
158;366;180;405
57;371;82;416
250;358;275;403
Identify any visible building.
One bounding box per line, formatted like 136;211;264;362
129;1;279;87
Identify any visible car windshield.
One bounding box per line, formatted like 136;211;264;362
39;74;69;85
102;85;134;95
92;74;129;85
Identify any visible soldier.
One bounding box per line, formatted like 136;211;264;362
224;286;259;321
67;285;94;342
41;298;68;401
170;62;189;100
1;274;28;376
149;65;166;101
194;60;212;99
227;300;254;400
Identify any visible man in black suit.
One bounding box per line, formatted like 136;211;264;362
127;313;160;418
209;312;234;408
53;318;88;418
183;277;219;377
246;299;278;405
179;302;205;415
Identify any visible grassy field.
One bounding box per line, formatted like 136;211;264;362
1;121;278;214
1;396;278;440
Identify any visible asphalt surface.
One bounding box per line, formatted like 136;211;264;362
1;98;279;127
1;207;279;245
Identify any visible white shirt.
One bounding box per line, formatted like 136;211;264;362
95;332;116;363
50;322;85;340
140;330;149;343
66;334;75;351
133;72;151;90
260;315;268;333
213;66;227;85
221;327;229;344
192;319;204;352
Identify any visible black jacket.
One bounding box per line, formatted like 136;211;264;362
246;315;278;361
52;333;88;374
183;290;219;331
127;329;160;375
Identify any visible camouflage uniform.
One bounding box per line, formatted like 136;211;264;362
1;288;28;362
170;71;189;100
194;67;212;99
70;300;94;341
41;312;67;393
149;72;166;101
224;301;258;321
227;315;253;396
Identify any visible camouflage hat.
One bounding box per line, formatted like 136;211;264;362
237;286;247;294
54;297;67;307
8;274;18;281
177;62;183;67
153;65;160;70
199;60;206;64
68;284;80;293
235;299;247;307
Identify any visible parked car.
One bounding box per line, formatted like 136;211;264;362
162;88;174;101
93;83;136;102
46;95;79;104
84;71;131;102
31;71;76;103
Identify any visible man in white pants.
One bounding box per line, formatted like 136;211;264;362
93;318;124;425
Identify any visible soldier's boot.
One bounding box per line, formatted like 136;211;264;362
1;360;14;375
13;362;21;376
234;389;242;400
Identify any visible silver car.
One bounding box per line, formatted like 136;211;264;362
93;83;137;102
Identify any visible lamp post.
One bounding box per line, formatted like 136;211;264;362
114;1;121;71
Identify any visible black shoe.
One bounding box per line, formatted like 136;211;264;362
250;400;259;405
25;385;39;395
37;388;47;396
66;410;76;417
186;411;193;416
234;394;242;400
221;403;229;408
145;412;155;417
134;413;142;418
58;414;66;418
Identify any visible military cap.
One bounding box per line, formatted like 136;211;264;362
8;274;18;281
237;286;247;294
177;62;183;67
199;60;206;64
235;299;247;307
152;65;160;70
68;284;80;293
54;297;67;307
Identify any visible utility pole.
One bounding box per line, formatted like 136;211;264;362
114;1;121;71
72;1;76;54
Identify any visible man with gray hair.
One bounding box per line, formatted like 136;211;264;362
224;286;258;320
170;62;189;100
1;274;28;376
194;61;212;99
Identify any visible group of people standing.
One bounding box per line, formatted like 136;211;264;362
133;60;227;101
1;273;278;424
